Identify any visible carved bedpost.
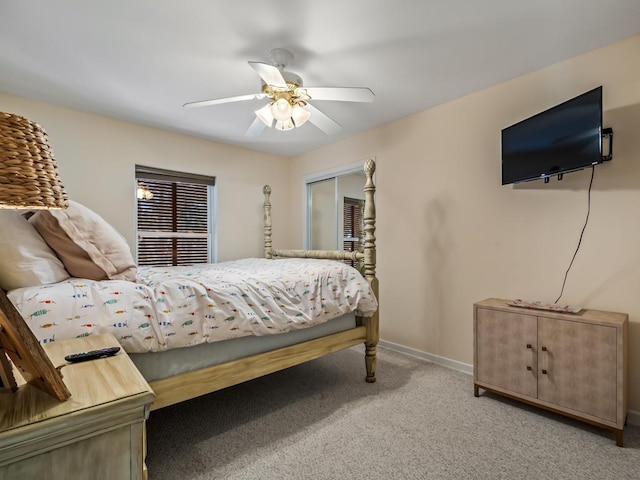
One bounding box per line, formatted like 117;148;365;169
263;185;273;259
362;158;379;383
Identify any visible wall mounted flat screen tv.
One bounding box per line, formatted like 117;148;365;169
502;86;605;185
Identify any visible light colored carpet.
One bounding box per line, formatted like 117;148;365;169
146;346;639;479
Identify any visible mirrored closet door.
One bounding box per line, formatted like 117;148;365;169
306;167;366;253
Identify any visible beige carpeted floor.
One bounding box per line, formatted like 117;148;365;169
146;346;640;480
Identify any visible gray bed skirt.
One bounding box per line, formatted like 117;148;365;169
129;314;357;382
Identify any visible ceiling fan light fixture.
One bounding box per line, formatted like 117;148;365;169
275;118;294;131
255;103;274;127
291;104;311;127
271;97;293;121
185;48;373;137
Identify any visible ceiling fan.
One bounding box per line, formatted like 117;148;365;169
183;48;375;136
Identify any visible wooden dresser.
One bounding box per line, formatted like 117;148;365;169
0;334;155;479
474;298;628;446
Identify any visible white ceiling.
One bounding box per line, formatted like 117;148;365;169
1;1;640;158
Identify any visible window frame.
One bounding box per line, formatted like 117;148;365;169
135;165;217;266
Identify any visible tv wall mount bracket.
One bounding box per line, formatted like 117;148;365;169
602;127;613;162
543;128;613;184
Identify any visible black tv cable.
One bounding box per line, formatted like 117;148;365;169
554;165;595;304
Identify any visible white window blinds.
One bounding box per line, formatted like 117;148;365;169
135;166;215;266
343;196;364;267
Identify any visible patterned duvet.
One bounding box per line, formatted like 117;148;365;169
8;258;378;353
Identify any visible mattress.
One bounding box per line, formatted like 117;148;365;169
129;313;356;381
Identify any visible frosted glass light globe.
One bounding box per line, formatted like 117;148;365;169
271;98;293;121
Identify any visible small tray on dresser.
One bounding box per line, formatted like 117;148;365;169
506;299;582;314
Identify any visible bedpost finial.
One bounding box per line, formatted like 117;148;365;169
364;158;376;176
263;185;272;196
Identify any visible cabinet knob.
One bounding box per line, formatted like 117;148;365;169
526;344;532;349
541;346;547;351
527;366;532;371
542;369;548;375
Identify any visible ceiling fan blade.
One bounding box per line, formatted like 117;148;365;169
248;61;287;88
305;103;342;135
183;93;266;108
303;87;374;103
246;117;267;137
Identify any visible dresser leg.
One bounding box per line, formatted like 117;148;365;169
616;429;624;447
474;384;480;397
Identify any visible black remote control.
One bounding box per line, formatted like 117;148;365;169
65;346;121;363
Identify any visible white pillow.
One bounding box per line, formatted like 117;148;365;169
0;210;70;291
30;200;137;282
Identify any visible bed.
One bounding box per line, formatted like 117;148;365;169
2;159;379;410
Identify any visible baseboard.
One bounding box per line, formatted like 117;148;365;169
378;339;640;427
378;340;473;375
627;410;640;427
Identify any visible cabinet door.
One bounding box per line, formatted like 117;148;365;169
537;317;617;422
475;308;537;398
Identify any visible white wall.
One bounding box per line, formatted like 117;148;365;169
290;34;640;411
0;94;292;261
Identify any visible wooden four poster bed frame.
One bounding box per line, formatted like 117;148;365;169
147;158;379;410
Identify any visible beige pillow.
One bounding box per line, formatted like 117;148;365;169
0;210;70;290
30;200;137;281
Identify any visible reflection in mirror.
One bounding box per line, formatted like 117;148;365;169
306;169;366;252
309;178;336;250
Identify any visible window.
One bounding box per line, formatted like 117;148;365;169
343;197;364;268
135;166;215;266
